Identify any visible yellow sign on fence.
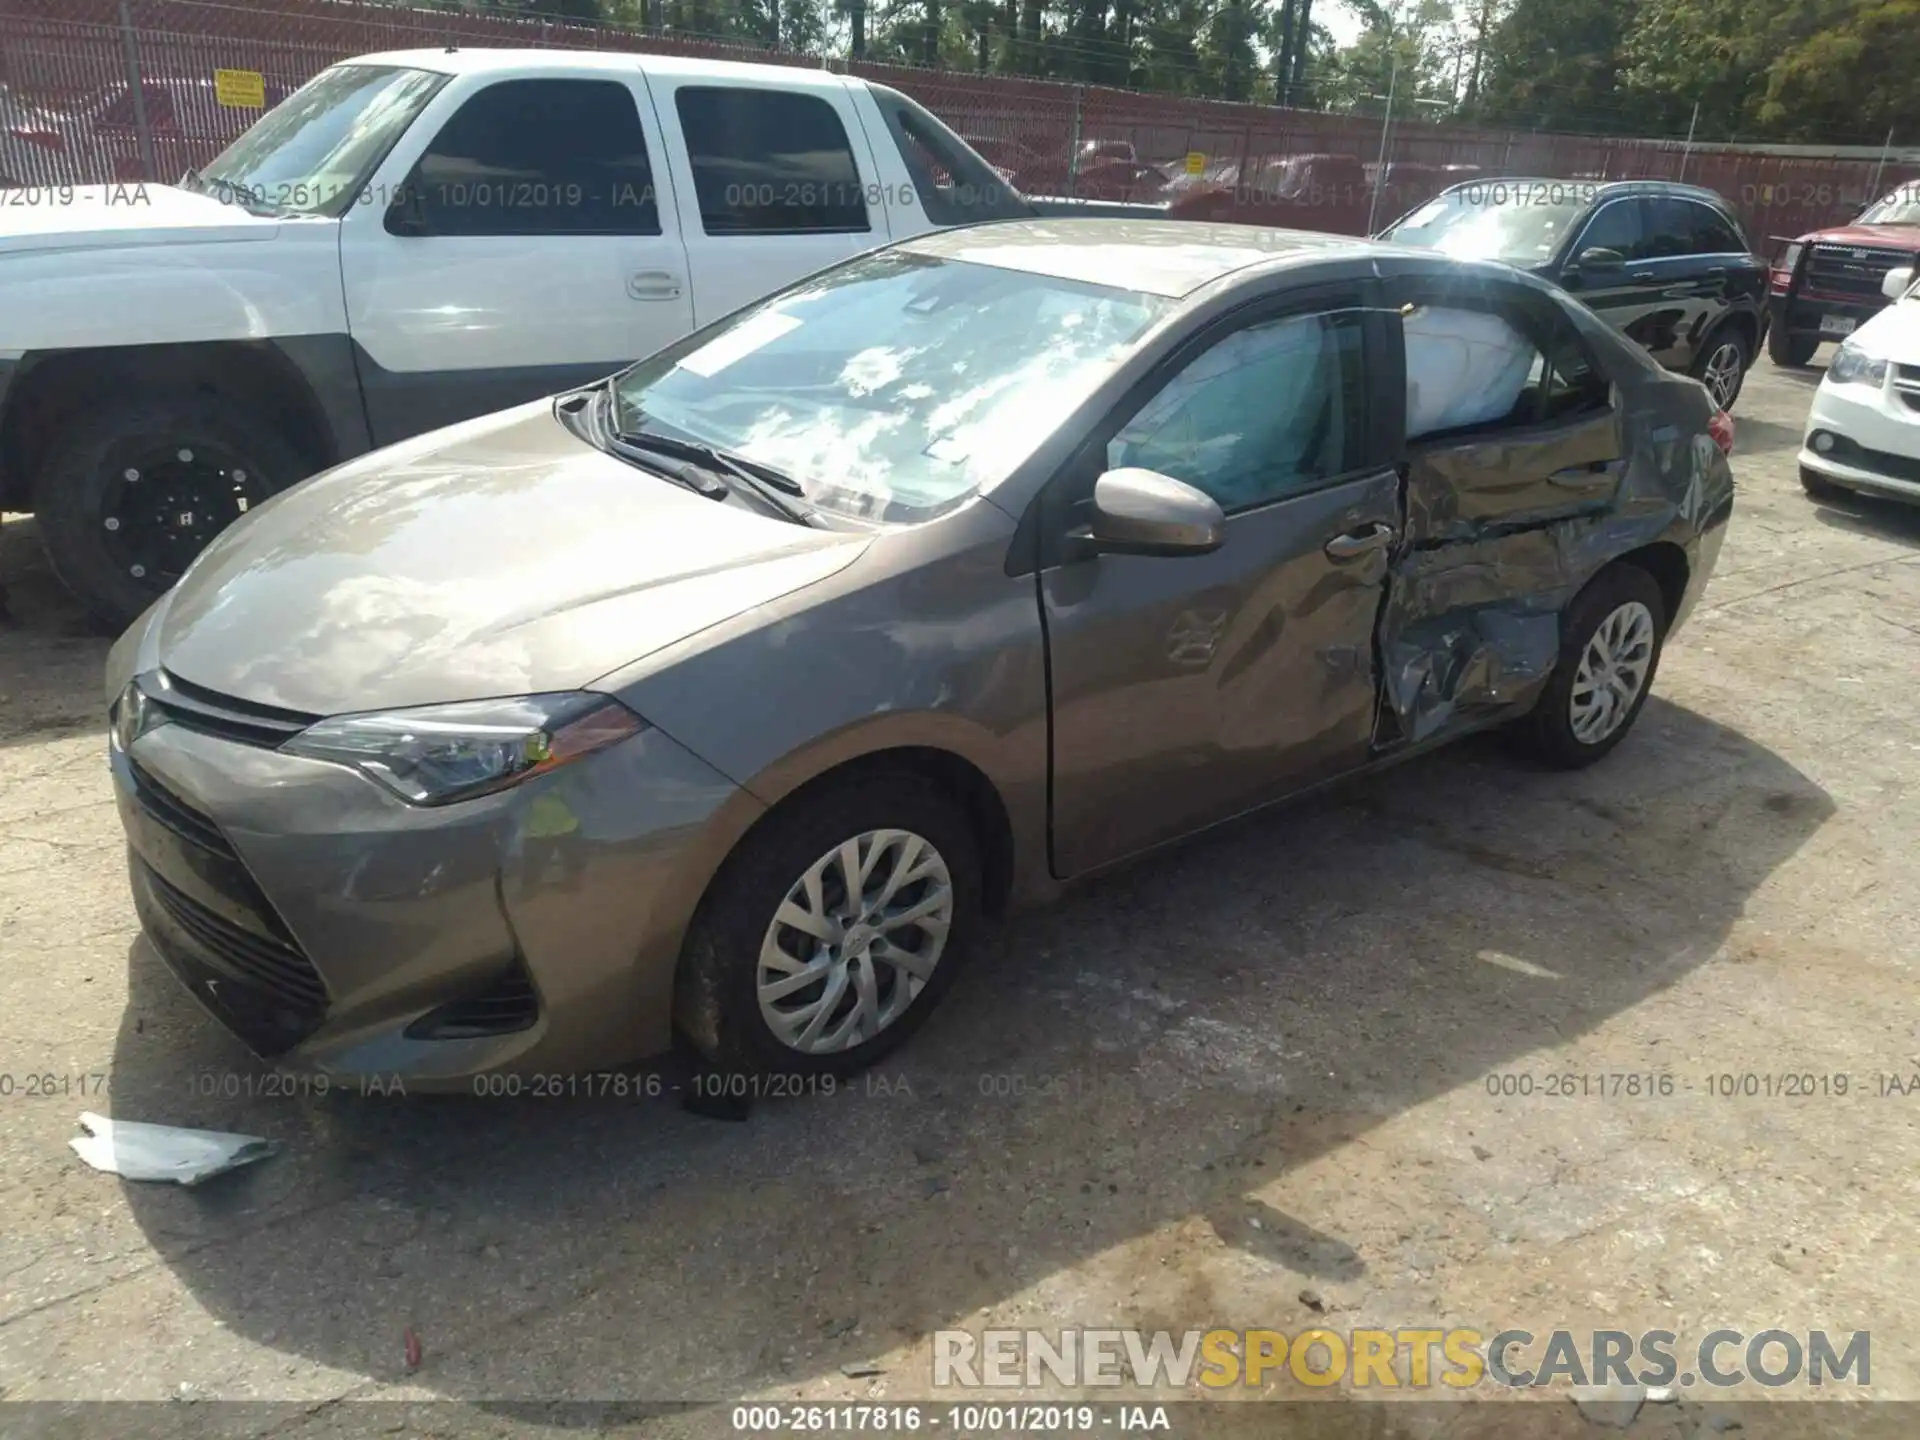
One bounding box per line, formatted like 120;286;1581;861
1184;152;1206;175
213;68;267;109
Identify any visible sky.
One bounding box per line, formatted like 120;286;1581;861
1318;0;1365;49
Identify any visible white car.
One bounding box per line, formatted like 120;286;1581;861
0;48;1083;627
1801;261;1920;506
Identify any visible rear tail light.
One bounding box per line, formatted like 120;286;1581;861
1709;410;1735;456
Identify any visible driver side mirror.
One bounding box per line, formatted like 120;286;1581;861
1572;245;1626;271
1884;265;1915;301
1079;468;1225;558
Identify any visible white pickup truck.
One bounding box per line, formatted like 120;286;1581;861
0;48;1133;626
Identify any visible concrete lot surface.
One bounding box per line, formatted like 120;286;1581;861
1;360;1917;1439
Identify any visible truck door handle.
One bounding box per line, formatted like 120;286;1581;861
1323;522;1395;559
626;270;684;301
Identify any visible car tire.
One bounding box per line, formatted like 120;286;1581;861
34;393;308;633
1691;325;1751;410
1515;563;1668;771
1800;466;1849;502
676;770;983;1078
1767;326;1818;368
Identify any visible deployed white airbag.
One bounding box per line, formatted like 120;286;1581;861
1404;306;1537;438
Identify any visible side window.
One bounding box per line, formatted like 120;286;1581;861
867;84;1031;226
1404;305;1544;439
1574;198;1647;261
1682;200;1745;254
1105;310;1365;513
408;80;659;237
1538;324;1613;421
674;87;868;235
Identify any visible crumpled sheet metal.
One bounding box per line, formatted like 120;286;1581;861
1378;416;1707;747
70;1112;277;1185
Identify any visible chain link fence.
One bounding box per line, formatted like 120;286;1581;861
1;0;1914;243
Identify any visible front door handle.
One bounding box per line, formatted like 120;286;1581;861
1632;270;1657;282
1549;458;1626;486
1324;522;1395;559
626;269;684;301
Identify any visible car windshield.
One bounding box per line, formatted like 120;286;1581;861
610;250;1174;523
195;64;446;217
1857;186;1920;225
1385;184;1593;264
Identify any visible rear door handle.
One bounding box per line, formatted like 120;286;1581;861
1323;522;1396;559
627;269;684;301
1549;458;1626;486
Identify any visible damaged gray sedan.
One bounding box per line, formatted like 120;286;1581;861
105;220;1734;1087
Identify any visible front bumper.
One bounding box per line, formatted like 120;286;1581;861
1800;374;1920;505
111;688;751;1090
1770;293;1888;344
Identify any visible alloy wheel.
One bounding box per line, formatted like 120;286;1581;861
756;828;954;1054
1701;341;1743;409
1569;600;1656;745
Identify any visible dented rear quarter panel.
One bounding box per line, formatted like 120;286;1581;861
1377;287;1733;747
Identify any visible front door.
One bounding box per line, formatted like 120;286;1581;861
1559;195;1689;369
340;72;695;446
1041;289;1400;878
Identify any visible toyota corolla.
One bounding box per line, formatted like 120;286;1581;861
105;220;1735;1087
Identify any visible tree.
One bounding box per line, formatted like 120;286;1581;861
1472;0;1638;132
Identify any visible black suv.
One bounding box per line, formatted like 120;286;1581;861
1379;178;1768;409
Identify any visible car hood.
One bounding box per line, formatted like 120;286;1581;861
1849;297;1920;360
156;400;872;716
0;183;283;256
1803;224;1920;249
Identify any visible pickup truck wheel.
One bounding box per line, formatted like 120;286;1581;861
1767;327;1818;368
1691;326;1750;410
35;395;306;632
1514;564;1668;770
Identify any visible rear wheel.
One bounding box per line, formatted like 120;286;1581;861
34;393;308;632
1767;326;1818;368
1691;326;1750;410
677;771;982;1078
1516;564;1668;770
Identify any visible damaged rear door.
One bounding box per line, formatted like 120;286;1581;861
1377;270;1627;747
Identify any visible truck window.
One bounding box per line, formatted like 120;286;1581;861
864;84;1033;226
407;79;660;237
673;87;869;236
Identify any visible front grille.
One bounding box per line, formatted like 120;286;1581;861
406;964;540;1040
142;861;328;1011
142;670;317;749
127;757;235;860
1804;244;1908;300
1896;364;1920;415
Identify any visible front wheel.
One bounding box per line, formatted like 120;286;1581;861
1800;466;1849;502
1691;326;1751;410
34;393;308;632
676;772;982;1078
1515;564;1668;770
1767;326;1818;368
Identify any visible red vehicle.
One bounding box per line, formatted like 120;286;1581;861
1766;184;1920;365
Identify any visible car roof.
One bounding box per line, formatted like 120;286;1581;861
348;46;848;90
1444;176;1732;206
901;218;1439;298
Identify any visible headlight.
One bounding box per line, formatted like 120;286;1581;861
281;693;646;806
1827;342;1888;388
1779;242;1803;273
110;678;166;752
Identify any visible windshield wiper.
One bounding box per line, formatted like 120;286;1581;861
613;430;813;523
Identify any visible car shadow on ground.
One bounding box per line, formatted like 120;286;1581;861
100;689;1834;1417
1807;490;1920;548
0;513;112;750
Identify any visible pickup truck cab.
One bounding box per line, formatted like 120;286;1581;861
1765;185;1920;366
0;48;1038;626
